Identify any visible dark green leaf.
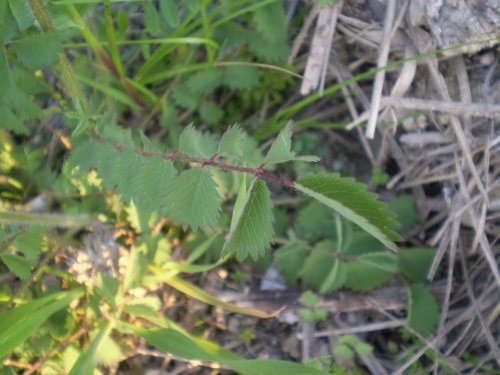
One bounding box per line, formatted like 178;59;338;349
253;1;287;43
407;283;439;336
358;252;399;273
399;247;435;282
274;242;309;284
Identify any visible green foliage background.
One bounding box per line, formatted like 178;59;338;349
0;1;440;373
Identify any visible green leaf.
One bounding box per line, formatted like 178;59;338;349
344;260;393;291
266;121;319;165
0;106;29;134
159;0;179;28
295;201;335;242
126;325;327;375
222;65;260;90
0;290;83;359
12;226;44;262
247;30;289;63
0;254;31;280
253;1;287;44
320;258;346;293
301;290;319;307
358;252;399;273
123;243;147;292
68;323;112;375
178;124;217;158
295;174;400;251
186;68;223;94
274;242;309;284
10;32;62;69
199;100;223;125
302;241;345;292
399;247;435;282
231;173;247;231
172;84;200;111
407;283;439;336
0;48;10;100
389;195;419;233
165;168;220;231
8;0;33;30
333;345;354;360
266;120;294;164
218;124;246;158
132;156;176;214
144;0;161;35
222;179;274;260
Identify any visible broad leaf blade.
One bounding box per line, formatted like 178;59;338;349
0;290;83;359
296;174;400;251
178;124;217;158
68;323;112;375
222;179;274;260
165;168;220;230
218;125;246;159
266;120;294;164
407;283;439;336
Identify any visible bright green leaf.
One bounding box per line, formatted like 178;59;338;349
222;179;274;260
296;174;400;251
407;283;439;336
0;290;83;359
165;168;220;231
68;323;112;375
0;254;31;280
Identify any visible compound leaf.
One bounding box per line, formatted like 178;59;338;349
407;283;439;336
222;179;273;260
165;168;220;231
296;174;400;251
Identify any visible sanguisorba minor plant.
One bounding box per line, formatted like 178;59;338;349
0;1;441;373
